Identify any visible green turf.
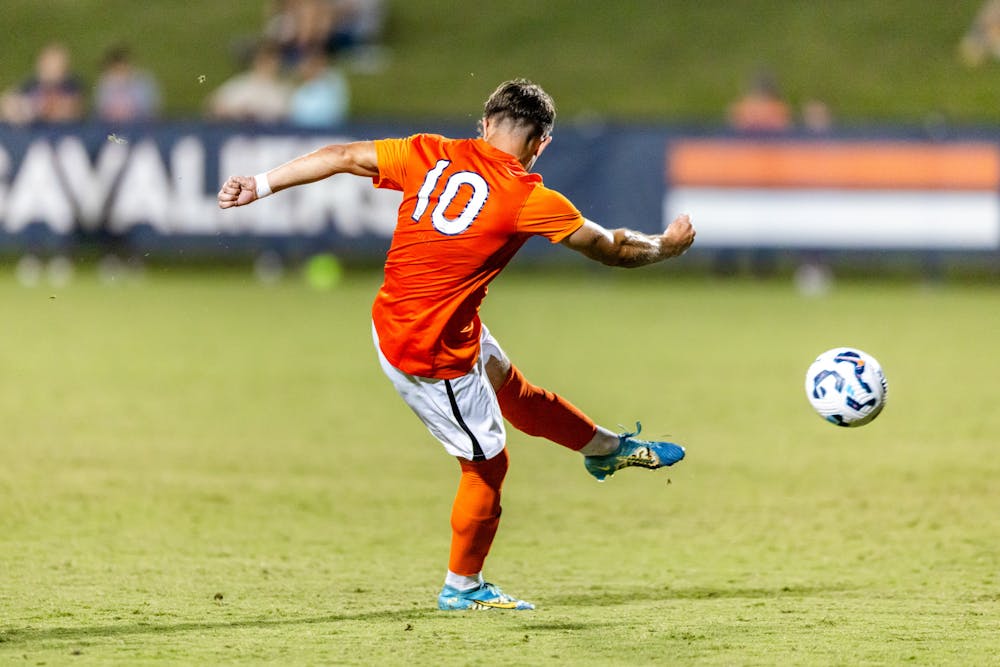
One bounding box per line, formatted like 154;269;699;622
3;0;998;123
1;267;999;665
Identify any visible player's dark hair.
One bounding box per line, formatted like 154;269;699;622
482;78;555;140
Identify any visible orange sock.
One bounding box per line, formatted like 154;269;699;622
495;365;597;451
448;448;509;576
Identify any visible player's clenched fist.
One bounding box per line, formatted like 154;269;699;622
661;213;695;257
217;175;258;209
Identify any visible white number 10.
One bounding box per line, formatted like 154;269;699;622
411;160;490;235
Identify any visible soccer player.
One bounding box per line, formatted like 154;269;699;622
218;79;696;611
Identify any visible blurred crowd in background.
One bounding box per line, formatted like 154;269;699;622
723;0;1000;135
1;0;999;134
726;67;833;135
0;0;997;286
0;0;385;128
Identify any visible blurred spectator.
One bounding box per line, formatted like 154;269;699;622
959;0;1000;66
265;0;337;66
289;49;350;127
94;45;162;122
264;0;386;66
727;68;792;133
801;99;833;134
207;42;292;123
1;42;85;124
328;0;387;54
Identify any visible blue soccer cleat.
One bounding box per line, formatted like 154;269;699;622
438;582;535;611
584;422;685;482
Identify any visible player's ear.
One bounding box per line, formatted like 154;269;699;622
533;134;552;157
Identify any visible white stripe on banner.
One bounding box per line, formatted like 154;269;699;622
664;188;1000;250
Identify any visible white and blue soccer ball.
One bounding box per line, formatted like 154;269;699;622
805;347;888;427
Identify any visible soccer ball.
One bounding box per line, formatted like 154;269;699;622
805;347;888;427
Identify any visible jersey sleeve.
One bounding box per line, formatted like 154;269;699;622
515;185;585;243
372;137;412;191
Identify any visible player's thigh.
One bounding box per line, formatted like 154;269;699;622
373;328;505;460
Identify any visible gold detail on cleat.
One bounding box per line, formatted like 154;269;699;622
619;446;660;470
471;599;520;610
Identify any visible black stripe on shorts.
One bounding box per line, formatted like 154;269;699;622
444;379;486;461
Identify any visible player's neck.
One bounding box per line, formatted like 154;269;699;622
482;134;534;170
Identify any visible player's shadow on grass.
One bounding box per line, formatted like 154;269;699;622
555;583;841;607
0;608;441;647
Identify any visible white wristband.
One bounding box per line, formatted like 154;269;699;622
254;172;272;199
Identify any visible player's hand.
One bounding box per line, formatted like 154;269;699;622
660;213;695;257
217;175;257;209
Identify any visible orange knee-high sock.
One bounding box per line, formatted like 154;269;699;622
449;448;509;576
495;365;597;451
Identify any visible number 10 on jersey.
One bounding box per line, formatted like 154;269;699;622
412;159;490;235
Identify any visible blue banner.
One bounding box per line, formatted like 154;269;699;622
1;121;997;257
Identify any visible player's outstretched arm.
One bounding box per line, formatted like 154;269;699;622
217;141;379;209
560;214;695;267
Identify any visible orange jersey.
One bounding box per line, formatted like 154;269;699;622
371;133;583;379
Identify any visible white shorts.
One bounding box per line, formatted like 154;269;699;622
373;323;507;461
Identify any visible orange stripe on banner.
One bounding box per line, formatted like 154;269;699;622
669;140;1000;190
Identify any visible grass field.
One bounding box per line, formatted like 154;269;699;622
1;267;999;665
